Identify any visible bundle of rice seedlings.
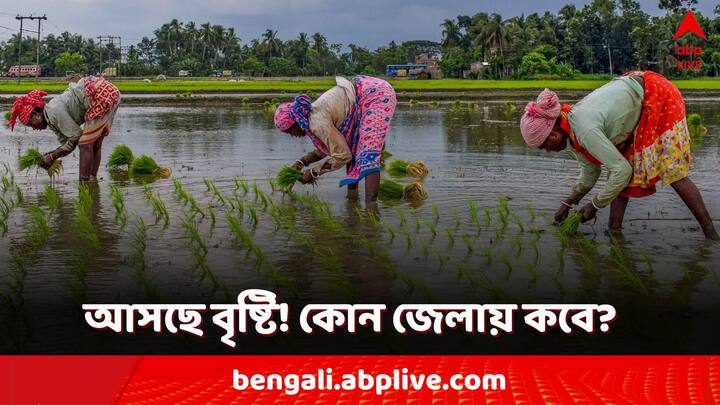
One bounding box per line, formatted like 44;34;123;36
387;159;430;178
378;179;405;199
130;155;172;178
404;182;428;201
406;161;430;178
108;144;134;168
504;101;516;114
276;165;302;190
380;150;393;168
3;111;11;126
18;148;44;171
558;212;582;236
379;180;428;202
687;113;707;137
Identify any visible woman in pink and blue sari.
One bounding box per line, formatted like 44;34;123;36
274;75;396;204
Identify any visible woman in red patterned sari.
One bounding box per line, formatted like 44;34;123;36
9;75;121;181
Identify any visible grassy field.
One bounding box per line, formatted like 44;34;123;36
1;77;720;93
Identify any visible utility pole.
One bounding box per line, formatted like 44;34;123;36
16;15;47;83
97;35;121;76
605;43;614;76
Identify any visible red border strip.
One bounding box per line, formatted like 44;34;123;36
1;356;716;404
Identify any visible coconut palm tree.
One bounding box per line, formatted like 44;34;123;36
441;19;462;49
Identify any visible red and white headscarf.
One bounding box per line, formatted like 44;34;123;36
9;89;48;131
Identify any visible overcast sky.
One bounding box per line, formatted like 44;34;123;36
0;1;717;48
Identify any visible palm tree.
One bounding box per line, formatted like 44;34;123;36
261;29;282;62
441;19;461;49
479;14;509;76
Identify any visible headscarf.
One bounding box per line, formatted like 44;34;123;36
519;88;561;148
274;95;313;133
9;89;48;131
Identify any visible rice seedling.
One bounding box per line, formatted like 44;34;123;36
203;178;226;206
400;226;412;249
445;228;455;247
501;253;512;273
420;239;431;257
181;217;221;289
241;96;250;105
143;184;170;227
468;200;480;226
414;215;421;234
525;203;537;222
687;113;707;138
483;207;492;225
108;144;134;168
511;235;523;255
0;198;10;236
247;204;258;225
431;204;440;225
207;205;216;230
639;248;654;273
558;212;582;236
409;99;419;107
74;184;99;249
576;254;600;276
545;271;565;298
480;245;493;264
14;185;23;205
276;166;302;191
172;179;205;219
108;185;127;226
461;233;474;253
504;101;517;114
233;177;249;195
227;215;253;248
512;213;525;233
523;263;537;283
425;220;437;239
496;196;510;230
451;100;461;110
455;263;478;287
387;159;430;178
467;101;478;110
42;184;59;212
451;208;461;228
429;101;440;109
435;250;447;268
384;223;397;242
130;155;172;178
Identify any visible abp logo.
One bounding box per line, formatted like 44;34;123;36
673;10;706;70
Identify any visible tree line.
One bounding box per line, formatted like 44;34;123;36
0;0;718;79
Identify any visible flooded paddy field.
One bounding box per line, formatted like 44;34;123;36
0;102;719;354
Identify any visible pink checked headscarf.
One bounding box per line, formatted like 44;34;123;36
274;102;296;132
9;89;48;131
520;88;561;148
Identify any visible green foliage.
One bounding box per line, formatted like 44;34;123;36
54;51;86;74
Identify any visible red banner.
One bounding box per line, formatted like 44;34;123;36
2;356;717;404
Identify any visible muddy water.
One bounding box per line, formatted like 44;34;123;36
0;103;719;354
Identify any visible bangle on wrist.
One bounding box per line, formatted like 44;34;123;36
560;200;573;209
591;200;601;210
295;159;306;167
310;168;320;179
